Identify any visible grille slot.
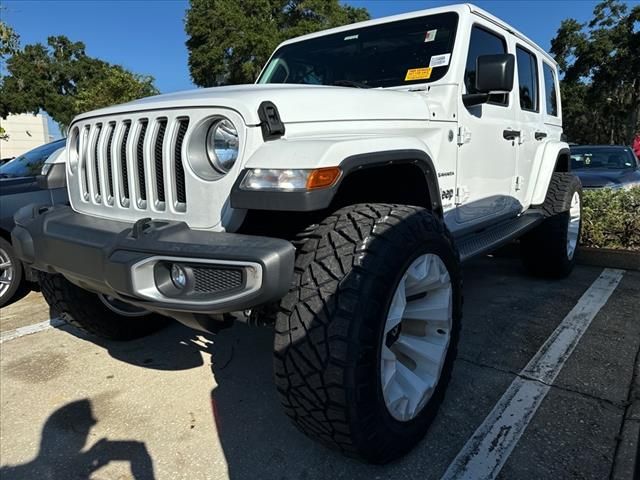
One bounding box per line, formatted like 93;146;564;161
92;123;103;199
192;267;243;294
137;120;148;202
105;122;116;200
77;115;191;214
120;122;131;202
154;119;167;204
174;119;189;204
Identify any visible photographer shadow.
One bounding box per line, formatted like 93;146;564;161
0;399;155;480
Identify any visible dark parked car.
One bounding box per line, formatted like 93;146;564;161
0;138;67;306
570;145;640;189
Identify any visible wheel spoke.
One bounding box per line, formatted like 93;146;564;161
0;278;11;285
403;290;451;323
385;279;406;334
0;261;11;270
394;333;446;366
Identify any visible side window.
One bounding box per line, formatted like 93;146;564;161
464;26;508;106
516;46;538;112
543;63;558;116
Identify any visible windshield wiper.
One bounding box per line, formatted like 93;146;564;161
332;80;372;89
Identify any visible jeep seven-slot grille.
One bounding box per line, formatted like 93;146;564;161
78;116;189;212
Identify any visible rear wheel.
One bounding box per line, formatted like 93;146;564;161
0;237;24;308
274;204;462;463
39;272;170;340
521;173;582;278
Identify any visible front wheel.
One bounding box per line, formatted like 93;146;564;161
521;173;582;278
39;272;170;341
274;204;462;463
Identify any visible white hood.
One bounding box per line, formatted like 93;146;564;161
73;84;431;126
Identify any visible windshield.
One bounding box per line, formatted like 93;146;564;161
570;147;637;171
258;12;458;88
0;139;66;179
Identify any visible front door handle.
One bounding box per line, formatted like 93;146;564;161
503;129;521;141
535;131;548;141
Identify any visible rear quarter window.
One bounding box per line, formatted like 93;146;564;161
543;63;559;117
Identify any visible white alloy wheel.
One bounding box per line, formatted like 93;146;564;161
381;253;453;422
0;246;15;299
98;294;151;317
567;191;581;260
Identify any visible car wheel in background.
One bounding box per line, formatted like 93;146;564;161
0;237;24;308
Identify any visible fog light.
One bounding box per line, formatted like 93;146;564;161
170;264;187;290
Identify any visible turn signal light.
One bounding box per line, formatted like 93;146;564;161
306;167;341;190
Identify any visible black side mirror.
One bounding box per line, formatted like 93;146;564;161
463;53;515;107
36;163;66;190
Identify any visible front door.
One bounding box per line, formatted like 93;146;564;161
455;24;518;225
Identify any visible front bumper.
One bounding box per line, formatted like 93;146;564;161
12;205;295;316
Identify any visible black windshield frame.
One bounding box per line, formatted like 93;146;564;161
258;12;459;88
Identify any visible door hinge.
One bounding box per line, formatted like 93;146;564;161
515;176;524;191
457;126;471;146
455;186;469;205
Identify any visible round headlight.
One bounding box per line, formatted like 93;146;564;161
206;118;239;173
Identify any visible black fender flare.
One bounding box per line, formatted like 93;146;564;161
230;149;443;216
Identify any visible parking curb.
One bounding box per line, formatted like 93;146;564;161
577;247;640;271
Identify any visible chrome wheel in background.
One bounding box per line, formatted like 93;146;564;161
0;246;16;300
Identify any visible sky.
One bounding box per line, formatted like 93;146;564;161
2;0;634;136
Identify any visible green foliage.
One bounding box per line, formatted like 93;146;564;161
0;20;19;60
582;187;640;250
74;66;157;113
551;0;640;145
185;0;370;87
0;35;159;132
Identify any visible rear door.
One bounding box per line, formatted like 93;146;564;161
513;44;543;209
455;24;519;225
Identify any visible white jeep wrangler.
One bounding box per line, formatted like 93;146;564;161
13;3;582;463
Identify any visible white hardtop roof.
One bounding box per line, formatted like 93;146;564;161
278;3;557;66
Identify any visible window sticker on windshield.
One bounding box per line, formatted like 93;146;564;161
424;30;437;42
344;34;359;41
429;53;451;68
405;67;432;81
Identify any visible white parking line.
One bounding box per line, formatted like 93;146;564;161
442;268;625;480
0;318;64;344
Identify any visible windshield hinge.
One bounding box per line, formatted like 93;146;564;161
258;101;285;141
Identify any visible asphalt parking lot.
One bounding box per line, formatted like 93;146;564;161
0;255;638;480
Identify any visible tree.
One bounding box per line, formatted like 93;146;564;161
551;0;640;145
74;66;157;114
0;20;20;61
185;0;370;87
0;35;159;132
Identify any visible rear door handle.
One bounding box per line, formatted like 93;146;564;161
503;129;521;140
535;131;548;141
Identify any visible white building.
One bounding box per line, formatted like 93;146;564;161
0;113;51;159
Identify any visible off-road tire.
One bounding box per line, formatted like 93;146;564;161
274;203;462;463
0;237;24;308
521;173;582;278
38;272;170;340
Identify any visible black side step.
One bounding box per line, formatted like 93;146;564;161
457;214;544;262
